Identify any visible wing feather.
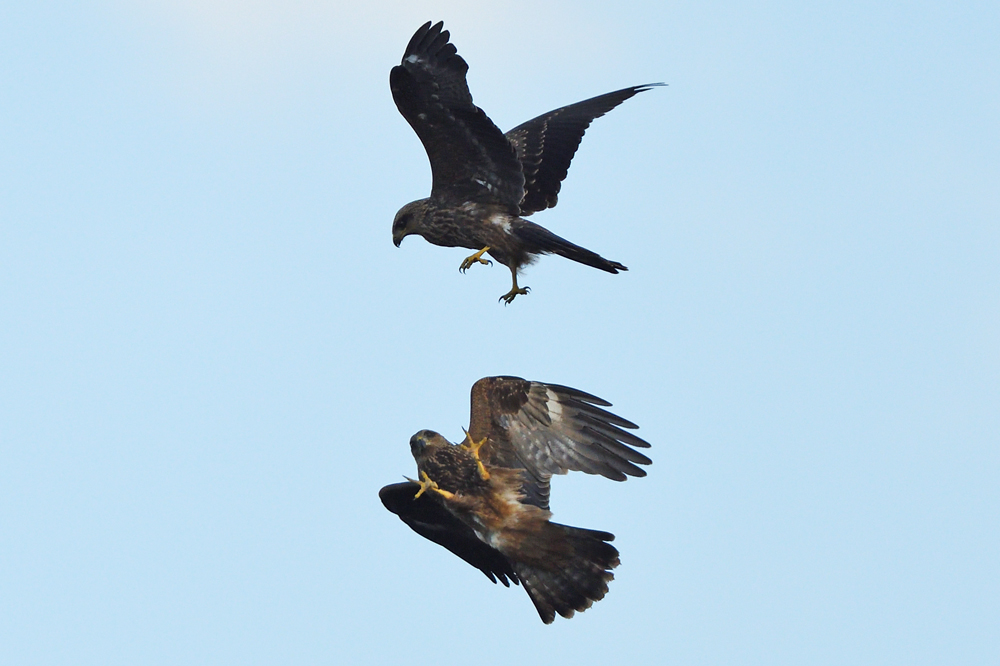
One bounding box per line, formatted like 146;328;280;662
379;481;519;586
505;84;664;215
468;377;652;509
390;21;524;209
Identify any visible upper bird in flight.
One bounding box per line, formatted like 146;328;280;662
390;21;661;303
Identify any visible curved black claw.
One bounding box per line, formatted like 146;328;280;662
459;247;493;273
459;260;493;274
499;286;530;305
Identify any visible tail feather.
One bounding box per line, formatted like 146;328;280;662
515;222;627;273
509;523;620;624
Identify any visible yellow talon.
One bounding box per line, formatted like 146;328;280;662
412;471;434;499
460;246;492;273
411;471;437;499
499;281;530;305
461;428;491;481
409;471;455;500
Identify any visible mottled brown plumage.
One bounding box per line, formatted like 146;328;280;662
390;21;662;303
468;376;652;508
380;377;651;623
409;429;490;496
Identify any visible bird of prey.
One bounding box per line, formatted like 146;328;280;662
390;21;662;303
379;376;651;623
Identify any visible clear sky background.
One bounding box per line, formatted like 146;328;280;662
2;1;997;664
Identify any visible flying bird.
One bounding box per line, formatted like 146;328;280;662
379;376;651;623
390;21;662;303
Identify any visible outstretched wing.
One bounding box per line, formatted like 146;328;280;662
468;376;651;510
390;21;524;210
379;481;519;586
505;84;663;216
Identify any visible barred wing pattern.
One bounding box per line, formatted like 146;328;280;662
468;376;651;509
506;84;663;216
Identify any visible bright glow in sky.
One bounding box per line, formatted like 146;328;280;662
2;1;998;664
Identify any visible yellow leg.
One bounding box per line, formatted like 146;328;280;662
408;471;455;500
461;428;491;480
459;246;492;273
499;269;530;305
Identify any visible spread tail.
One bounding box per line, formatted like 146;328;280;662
515;222;627;273
507;522;620;624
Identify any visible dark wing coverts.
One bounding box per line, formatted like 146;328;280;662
468;376;651;509
379;482;518;586
506;84;664;215
390;21;524;210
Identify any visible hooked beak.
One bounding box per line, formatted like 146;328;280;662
409;432;427;456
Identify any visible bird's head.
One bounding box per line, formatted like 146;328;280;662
409;429;448;459
392;199;428;247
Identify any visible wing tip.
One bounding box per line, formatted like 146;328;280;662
543;381;613;407
402;20;453;62
378;481;416;513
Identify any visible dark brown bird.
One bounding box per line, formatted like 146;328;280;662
390;21;662;303
379;376;651;624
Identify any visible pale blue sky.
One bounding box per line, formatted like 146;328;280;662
2;2;997;664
